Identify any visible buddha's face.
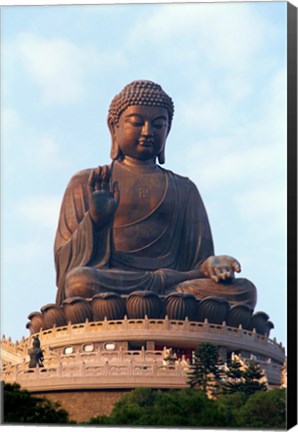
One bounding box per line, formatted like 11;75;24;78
114;105;169;161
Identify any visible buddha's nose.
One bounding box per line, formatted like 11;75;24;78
142;121;153;136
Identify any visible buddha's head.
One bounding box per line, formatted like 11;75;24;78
108;80;174;164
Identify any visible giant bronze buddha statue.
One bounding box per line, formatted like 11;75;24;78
54;80;257;309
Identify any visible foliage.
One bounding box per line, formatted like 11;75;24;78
236;388;286;429
223;359;267;396
85;387;225;427
187;342;224;396
84;415;112;425
1;381;72;424
84;386;286;428
216;391;248;427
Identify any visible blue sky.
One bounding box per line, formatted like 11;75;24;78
2;2;288;349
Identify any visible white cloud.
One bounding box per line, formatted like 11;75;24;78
2;108;20;130
182;65;286;189
3;120;70;174
16;195;62;231
127;3;274;70
234;184;286;233
28;134;69;170
179;88;231;133
190;143;284;190
16;33;87;105
3;242;45;268
11;33;126;106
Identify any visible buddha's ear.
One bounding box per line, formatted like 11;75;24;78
158;147;165;164
108;116;122;161
107;116;115;135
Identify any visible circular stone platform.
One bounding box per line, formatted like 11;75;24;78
1;316;285;393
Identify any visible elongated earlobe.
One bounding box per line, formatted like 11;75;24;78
110;139;121;160
108;116;122;161
158;148;165;164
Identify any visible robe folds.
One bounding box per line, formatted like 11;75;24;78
54;164;214;304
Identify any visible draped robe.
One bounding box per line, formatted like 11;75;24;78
54;163;214;304
54;162;256;308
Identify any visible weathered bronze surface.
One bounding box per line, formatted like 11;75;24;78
54;80;257;309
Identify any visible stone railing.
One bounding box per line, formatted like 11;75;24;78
2;350;189;391
30;317;284;361
0;336;29;357
1;345;282;390
33;316;279;343
1;317;285;368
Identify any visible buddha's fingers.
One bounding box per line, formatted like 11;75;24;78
218;269;229;280
94;166;103;191
98;166;111;191
100;181;110;192
101;165;110;183
210;267;220;283
88;169;96;192
216;266;228;282
232;259;241;273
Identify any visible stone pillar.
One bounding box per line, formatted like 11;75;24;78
146;341;155;350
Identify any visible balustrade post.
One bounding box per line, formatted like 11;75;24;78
184;317;189;332
67;321;72;335
144;315;149;330
81;361;86;376
141;346;145;361
105;360;109;375
118;346;123;362
58;361;63;377
129;360;133;376
221;321;227;336
152;360;157;376
164;315;170;330
123;315;128;330
52;324;57;338
36;364;40;380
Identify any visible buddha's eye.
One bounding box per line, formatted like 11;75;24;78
153;118;167;129
153;121;167;129
126;115;144;127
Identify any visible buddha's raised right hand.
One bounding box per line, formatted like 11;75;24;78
88;166;120;229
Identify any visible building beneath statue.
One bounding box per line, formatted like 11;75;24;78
1;311;285;422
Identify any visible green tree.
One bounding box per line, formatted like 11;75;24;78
187;342;223;396
85;387;286;429
1;381;72;424
216;391;248;427
236;388;286;429
223;358;267;396
108;387;157;425
85;387;225;427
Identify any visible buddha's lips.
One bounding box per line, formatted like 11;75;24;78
138;139;154;147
